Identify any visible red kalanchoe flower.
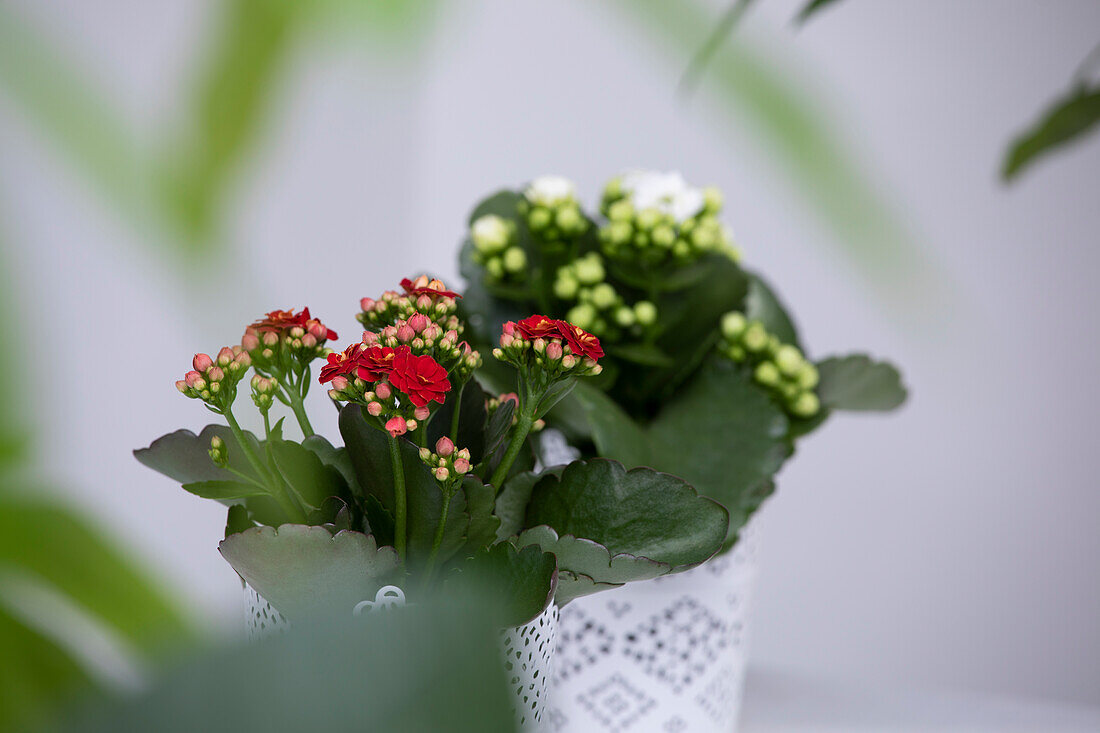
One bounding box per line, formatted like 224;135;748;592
319;343;364;384
400;276;461;299
556;320;604;360
355;345;399;382
387;347;452;407
516;314;561;341
250;307;337;341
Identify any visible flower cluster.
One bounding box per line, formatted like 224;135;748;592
357;276;462;331
494;315;603;379
719;311;820;418
469;214;526;284
176;347;251;411
599;170;738;266
242;307;337;373
518;176;589;250
552;251;658;340
418;437;472;485
364;314;481;381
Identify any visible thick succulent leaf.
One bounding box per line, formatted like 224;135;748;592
1004;85;1100;181
576;361;789;542
515;526;665;604
444;542;557;628
338;404;395;509
180;479;266;501
493;467;563;541
224;504;254;538
134;425;258;485
0;494;194;654
524;459;728;569
744;271;800;346
816;354;907;411
218;526;401;621
301;435;361;499
363;494;395;548
457;476;499;556
426;379;489;464
267;439;348;512
481;397;516;465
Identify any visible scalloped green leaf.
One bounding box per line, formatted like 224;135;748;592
816;353;907;411
444;542;557;627
181;479;266;501
267;439;348;512
457;476;500;556
524;459;728;569
744;271;800;346
218;526;401;621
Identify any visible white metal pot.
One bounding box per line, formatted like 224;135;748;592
546;523;759;733
242;584;558;731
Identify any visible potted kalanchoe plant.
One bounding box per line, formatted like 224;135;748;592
135;276;730;728
459;172;908;731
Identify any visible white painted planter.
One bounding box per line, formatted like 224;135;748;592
242;584;558;731
546;523;759;733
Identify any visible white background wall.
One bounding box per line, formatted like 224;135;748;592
2;0;1098;706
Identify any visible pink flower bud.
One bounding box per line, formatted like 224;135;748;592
331;376;349;391
408;313;431;333
499;393;518;406
301;333;317;348
562;355;576;369
185;370;204;388
445;330;459;343
385;415;407;437
307;322;327;339
290;326;305;338
193;353;213;372
434;466;450;481
424;324;443;340
405;419;418;432
361;331;380;346
503;321;517;337
533;338;546;354
328;389;340;400
453;458;470;475
262;332;279;347
250;374;263;390
367;401;384;417
375;382;392;400
456;448;471;462
242;332;260;351
419;447;431;460
546;341;563;361
414;405;431;421
360;297;375;312
417;294;432;310
216;347;235;366
206;367;225;382
435;436;455;457
382;325;398;340
500;333;515;348
235;351;252;367
175;380;189;393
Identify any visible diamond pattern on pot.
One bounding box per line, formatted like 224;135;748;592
621;597;728;693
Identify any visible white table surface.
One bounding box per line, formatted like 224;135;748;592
741;668;1100;732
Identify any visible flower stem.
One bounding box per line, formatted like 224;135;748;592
421;490;453;586
223;408;304;523
488;402;536;488
449;380;465;441
389;435;408;561
284;383;315;438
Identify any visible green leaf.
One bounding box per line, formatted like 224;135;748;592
0;494;194;656
457;476;500;556
267;439;348;512
363;495;395;548
576;360;791;541
525;459;728;569
481;398;516;466
338;405;396;509
605;342;674;368
426;379;489;464
744;271;800;346
180;480;267;501
218;526;401;621
1003;85;1100;181
816;354;908;411
444;543;557;627
301;435;361;500
494;468;563;541
467;189;524;223
224;505;254;539
796;0;843;24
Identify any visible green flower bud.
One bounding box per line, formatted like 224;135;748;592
554;272;580;300
528;207;551;231
742;322;768;352
726;344;746;362
614;306;636;327
634;232;650;248
574;255;605;285
691;224;717;250
703;186;723;213
671;240;691;259
652;224;675;248
485;257;504;279
796;363;819;390
608;199;633;222
471;214;511;254
636;208;661;231
754;361;781;387
566;302;597;331
720;311;747;340
556;206;583;233
502;246;527;273
775;344;803;376
604;176;623;200
607;220;632;246
591;283;617;310
634;300;658;327
791;391;820;418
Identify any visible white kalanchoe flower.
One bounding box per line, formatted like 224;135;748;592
525;175;577;206
619;169;706;223
470;214;511;254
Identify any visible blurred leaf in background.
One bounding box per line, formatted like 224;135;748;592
1003;45;1100;181
0;230;195;733
45;589;518;733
